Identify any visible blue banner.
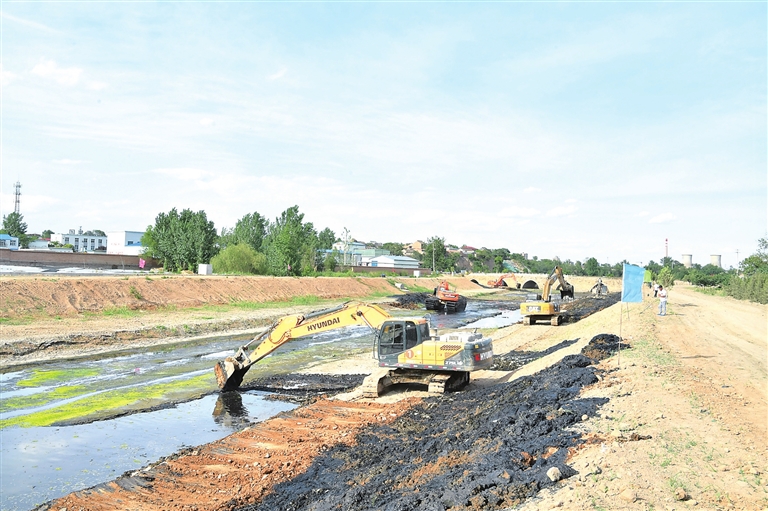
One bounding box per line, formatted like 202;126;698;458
621;264;645;303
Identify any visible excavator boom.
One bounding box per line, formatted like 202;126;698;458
215;302;392;390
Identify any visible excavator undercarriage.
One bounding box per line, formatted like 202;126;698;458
360;368;471;398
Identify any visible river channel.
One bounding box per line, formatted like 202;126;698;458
1;298;521;511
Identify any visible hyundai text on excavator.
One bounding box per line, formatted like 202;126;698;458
214;301;493;397
425;281;468;313
520;266;574;326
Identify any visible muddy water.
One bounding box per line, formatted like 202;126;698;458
1;300;516;511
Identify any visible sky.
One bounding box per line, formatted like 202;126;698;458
1;2;765;270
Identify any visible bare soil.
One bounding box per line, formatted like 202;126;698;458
2;274;765;511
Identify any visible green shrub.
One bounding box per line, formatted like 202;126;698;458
725;273;768;304
211;244;268;275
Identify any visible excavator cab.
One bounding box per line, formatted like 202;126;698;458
376;320;430;358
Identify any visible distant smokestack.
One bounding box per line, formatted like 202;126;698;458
710;255;721;268
682;254;692;268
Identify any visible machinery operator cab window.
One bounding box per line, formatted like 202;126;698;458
379;321;425;355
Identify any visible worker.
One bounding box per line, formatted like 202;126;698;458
657;285;668;316
653;282;659;297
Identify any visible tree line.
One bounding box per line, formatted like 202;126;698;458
4;207;766;303
141;206;339;276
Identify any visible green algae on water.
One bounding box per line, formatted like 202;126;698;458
17;368;101;387
0;373;215;429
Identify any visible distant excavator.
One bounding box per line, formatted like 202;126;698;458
214;301;492;397
520;266;574;326
486;274;521;289
425;281;468;313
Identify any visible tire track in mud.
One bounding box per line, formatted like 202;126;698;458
40;334;626;511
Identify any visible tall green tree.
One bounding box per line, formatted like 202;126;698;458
584;257;600;276
317;228;335;250
423;236;450;272
382;242;404;256
232;212;267;252
740;237;768;276
263;206;317;276
2;212;29;248
142;208;218;272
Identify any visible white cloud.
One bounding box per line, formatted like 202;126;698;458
199;118;215;126
1;64;18;86
545;205;578;218
649;213;677;224
52;159;86;165
1;11;62;34
153;167;213;181
268;68;287;80
31;59;82;86
87;81;108;91
498;205;538;218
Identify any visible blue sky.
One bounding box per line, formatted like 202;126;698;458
2;2;765;269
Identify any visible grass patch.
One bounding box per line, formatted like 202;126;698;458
102;306;137;317
0;373;213;429
693;287;727;297
17;368;101;387
129;286;143;300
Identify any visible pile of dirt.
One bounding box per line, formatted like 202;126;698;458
389;292;433;309
560;293;620;322
242;351;611;511
242;374;367;405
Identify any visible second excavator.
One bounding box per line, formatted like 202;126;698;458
425;281;468;313
520;266;574;326
214;301;492;397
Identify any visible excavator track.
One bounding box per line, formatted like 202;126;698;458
427;371;469;394
360;369;470;398
360;368;394;399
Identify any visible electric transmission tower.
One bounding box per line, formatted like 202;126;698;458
14;181;21;214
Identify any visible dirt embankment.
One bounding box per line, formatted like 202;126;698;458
0;274;616;368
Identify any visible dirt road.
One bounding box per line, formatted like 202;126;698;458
3;276;765;511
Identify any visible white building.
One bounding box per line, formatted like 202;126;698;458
51;229;107;253
107;231;145;255
368;255;420;269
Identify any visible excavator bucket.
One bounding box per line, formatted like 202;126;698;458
214;353;251;391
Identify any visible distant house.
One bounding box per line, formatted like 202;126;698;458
0;233;19;250
107;231;145;256
404;240;424;256
368;255;420;269
51;229;107;253
27;239;51;249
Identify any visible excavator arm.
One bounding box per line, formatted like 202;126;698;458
214;302;393;391
541;266;574;301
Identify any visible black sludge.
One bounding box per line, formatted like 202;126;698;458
239;353;609;511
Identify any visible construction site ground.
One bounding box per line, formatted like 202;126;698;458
0;274;765;511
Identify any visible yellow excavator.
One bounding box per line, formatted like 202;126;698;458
214;301;493;397
520;266;574;326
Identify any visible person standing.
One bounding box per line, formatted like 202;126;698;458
657;285;668;316
653;282;659;297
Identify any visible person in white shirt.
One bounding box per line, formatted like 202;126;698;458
658;285;668;316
